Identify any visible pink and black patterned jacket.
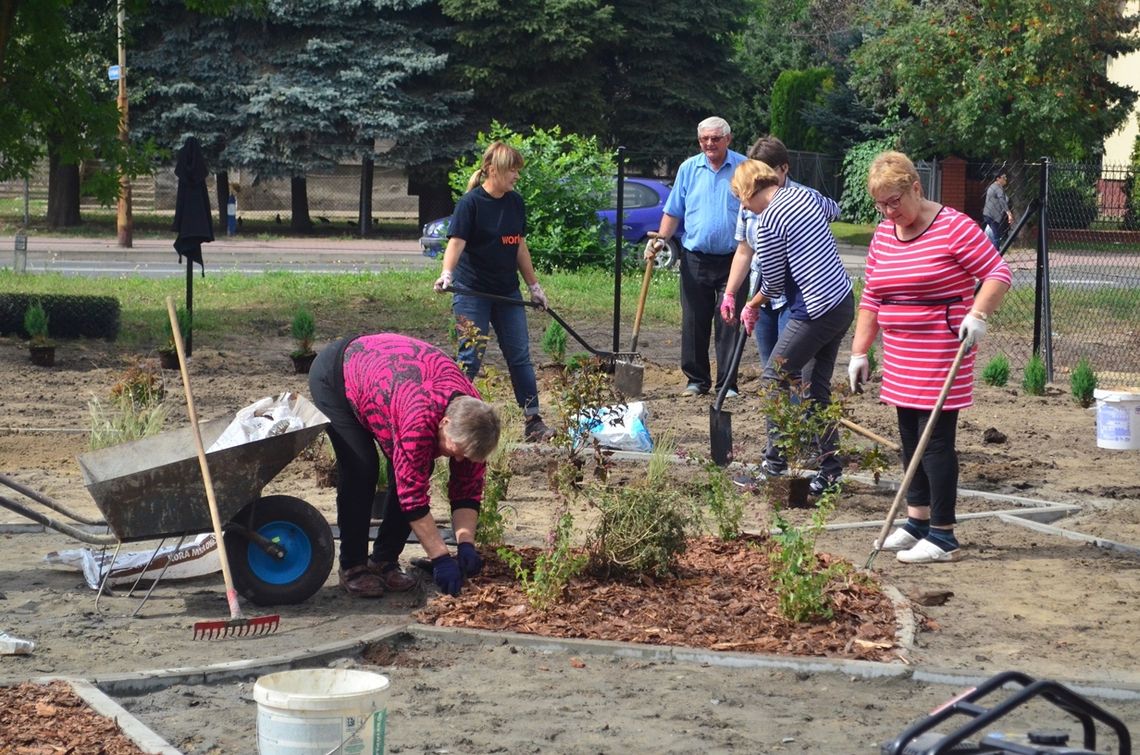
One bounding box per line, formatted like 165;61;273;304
342;334;484;519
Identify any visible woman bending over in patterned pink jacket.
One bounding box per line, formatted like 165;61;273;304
308;333;501;598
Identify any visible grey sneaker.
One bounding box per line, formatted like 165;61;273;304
808;473;842;496
524;415;555;442
680;383;707;397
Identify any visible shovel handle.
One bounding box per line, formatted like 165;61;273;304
866;340;970;569
629;261;655;352
839;418;901;452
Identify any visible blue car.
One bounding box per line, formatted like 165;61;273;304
419;176;683;270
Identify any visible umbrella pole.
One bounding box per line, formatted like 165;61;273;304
185;257;193;357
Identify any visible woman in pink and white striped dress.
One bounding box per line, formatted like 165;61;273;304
848;151;1011;564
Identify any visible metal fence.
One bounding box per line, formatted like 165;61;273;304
967;159;1140;384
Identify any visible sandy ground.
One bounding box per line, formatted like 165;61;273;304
2;322;1139;753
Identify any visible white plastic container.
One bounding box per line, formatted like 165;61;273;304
254;669;389;755
0;631;35;655
1094;389;1140;451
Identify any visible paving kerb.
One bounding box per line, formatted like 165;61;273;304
68;679;182;754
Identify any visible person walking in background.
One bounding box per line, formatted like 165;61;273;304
850;151;1011;564
730;159;854;495
646;116;747;398
308;333;501;598
982;169;1013;248
433;141;554;442
721;135;841;370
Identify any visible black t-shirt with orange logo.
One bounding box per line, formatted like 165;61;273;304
450;186;527;295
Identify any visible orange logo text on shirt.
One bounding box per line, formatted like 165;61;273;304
501;234;521;245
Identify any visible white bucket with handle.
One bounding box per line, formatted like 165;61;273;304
254;668;389;754
1094;389;1140;450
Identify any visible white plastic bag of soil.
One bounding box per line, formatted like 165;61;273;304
573;401;653;453
44;533;220;589
207;392;305;453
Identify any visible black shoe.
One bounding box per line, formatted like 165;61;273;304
525;415;555;442
808;473;842;496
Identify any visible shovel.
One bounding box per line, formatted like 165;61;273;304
709;283;757;466
839;418;901;452
614;259;655;398
165;297;280;639
865;340;970;570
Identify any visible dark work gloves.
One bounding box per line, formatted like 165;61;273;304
457;542;483;577
431;554;463;596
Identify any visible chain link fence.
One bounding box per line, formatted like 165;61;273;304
968;159;1140;384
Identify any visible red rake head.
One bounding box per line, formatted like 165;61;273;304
193;614;280;640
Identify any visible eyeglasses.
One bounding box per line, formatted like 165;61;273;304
698;134;726;144
874;193;905;213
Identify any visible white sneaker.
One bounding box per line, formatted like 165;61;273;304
897;538;962;564
725;388;739;399
874;527;920;552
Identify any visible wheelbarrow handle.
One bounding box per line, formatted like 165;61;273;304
443;286;638;361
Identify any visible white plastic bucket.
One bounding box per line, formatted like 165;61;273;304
1094;389;1140;451
254;669;389;755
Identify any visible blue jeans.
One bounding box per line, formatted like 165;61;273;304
762;292;855;480
453;291;541;416
754;304;792;368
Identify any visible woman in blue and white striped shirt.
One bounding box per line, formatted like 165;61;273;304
731;159;854;495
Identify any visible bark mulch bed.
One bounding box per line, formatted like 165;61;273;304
0;680;145;755
416;535;901;662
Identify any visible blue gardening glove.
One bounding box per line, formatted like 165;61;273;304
457;542;483;577
431;554;463;596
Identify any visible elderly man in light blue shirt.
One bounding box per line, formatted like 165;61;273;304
647;116;747;398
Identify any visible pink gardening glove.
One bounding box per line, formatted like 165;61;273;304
741;303;760;335
719;291;737;324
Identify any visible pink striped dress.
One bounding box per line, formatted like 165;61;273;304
861;207;1012;410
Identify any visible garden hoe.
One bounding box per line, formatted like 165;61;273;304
165;297;280;639
865;340;970;570
613;247;656;398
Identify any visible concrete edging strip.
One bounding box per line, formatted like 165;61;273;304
68;678;182;754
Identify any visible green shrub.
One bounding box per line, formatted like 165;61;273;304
770;487;845;622
840;136;897;224
982;354;1010;386
449;121;614;272
586;482;690;579
23;300;50;345
703;460;745;541
1070;358;1097;408
1048;167;1098;230
161;306;191;353
291;308;316;357
541;321;567;366
1123;132;1140;230
1022;352;1047;395
769;67;834;153
498;509;586;611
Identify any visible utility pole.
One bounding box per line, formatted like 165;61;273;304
116;0;133;248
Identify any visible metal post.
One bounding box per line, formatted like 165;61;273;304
613;147;625;355
14;176;28;272
1033;158;1051;379
359;156;374;238
115;0;133;248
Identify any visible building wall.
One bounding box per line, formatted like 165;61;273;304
1104;0;1140;165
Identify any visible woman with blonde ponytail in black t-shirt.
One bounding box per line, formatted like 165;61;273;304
432;142;554;442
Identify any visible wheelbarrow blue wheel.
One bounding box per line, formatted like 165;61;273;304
225;494;334;606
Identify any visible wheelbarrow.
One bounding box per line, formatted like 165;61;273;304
0;393;335;610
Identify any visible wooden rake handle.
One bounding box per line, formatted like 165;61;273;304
166;296;243;620
865;340;970;569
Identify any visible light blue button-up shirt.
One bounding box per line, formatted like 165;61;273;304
663;149;746;255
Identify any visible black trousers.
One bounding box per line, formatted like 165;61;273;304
896;407;960;528
307;337;416;570
679;250;744;392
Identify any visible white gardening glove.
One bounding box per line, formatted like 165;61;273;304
848;353;870;394
433;269;453;293
528;281;548;309
959;312;988;349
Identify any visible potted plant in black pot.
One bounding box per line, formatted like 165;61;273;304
24;300;55;367
290;308;317;374
157;306;190;370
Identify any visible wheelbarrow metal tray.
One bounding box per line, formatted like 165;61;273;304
76;395;329;543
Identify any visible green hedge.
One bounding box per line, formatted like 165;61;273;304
0;293;120;340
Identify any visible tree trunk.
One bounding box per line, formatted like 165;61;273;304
214;170;229;230
45;138;81;228
290;175;313;233
358;156;373;238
